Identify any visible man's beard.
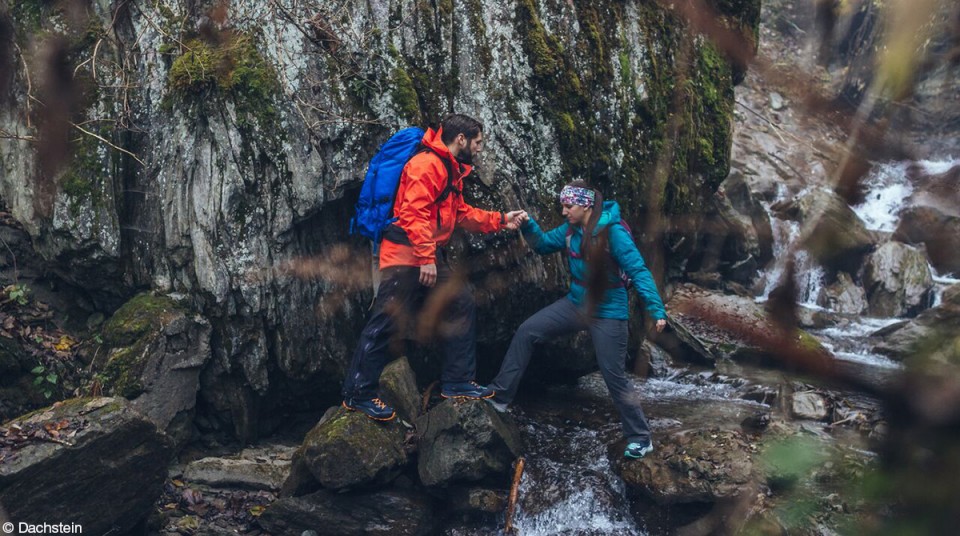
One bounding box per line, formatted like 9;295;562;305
456;147;475;166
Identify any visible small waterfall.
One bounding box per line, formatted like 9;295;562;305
931;266;960;307
851;161;914;232
758;198;825;307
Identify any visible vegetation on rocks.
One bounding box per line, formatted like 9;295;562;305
97;293;184;398
167;32;281;136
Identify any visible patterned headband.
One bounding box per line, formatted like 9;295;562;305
559;186;596;207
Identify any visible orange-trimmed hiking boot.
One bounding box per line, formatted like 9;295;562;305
441;381;495;400
342;397;396;421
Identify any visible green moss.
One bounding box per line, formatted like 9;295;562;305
166;33;281;133
516;0;562;80
390;66;421;123
102;293;183;347
557;112;576;135
438;0;453;17
618;50;633;92
10;0;44;39
99;341;149;398
795;329;827;354
574;5;611;84
98;293;186;399
690;40;734;187
14;396;127;424
465;0;493;72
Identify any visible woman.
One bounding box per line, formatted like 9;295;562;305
488;181;667;459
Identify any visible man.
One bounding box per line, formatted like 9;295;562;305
342;113;527;421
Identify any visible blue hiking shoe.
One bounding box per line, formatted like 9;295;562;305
624;440;654;459
441;381;495;400
342;397;396;421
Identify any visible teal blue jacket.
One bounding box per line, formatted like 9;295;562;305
522;200;667;321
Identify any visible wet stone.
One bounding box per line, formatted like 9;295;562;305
791;392;829;421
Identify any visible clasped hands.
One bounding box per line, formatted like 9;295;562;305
503;210;529;231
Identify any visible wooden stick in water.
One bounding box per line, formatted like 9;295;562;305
504;456;526;534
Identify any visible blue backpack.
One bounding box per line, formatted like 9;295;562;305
350;127;426;251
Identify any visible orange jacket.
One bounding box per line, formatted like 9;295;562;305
379;127;505;268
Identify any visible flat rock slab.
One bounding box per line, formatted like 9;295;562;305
259;488;436;536
182;445;296;490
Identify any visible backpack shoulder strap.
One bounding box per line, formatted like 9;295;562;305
419;146;458;205
565;226;582;259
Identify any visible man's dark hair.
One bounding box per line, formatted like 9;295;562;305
440;113;483;144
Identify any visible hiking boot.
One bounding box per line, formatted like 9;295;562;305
441;381;495;400
342;397;396;421
486;398;508;413
624;440;654;459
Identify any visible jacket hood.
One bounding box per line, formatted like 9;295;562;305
592;200;621;235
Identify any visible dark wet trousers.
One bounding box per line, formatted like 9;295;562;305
342;262;477;401
488;297;652;443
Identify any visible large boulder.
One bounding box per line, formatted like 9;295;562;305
872;283;960;359
258;489;436;536
816;272;867;315
96;293;211;449
894;166;960;276
286;407;408;491
617;428;756;504
0;398;173;535
416;399;522;487
772;188;875;273
862;242;933;317
693;171;775;286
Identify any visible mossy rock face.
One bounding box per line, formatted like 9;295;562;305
166;32;282;136
98;293;188;399
1;0;764;443
102;293;184;347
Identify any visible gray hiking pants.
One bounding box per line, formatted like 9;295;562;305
488;297;651;443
